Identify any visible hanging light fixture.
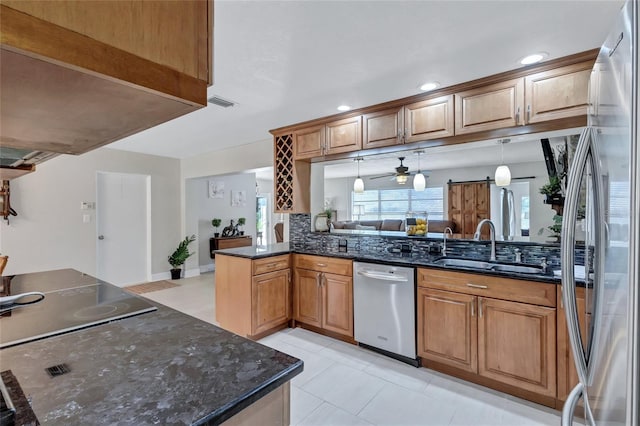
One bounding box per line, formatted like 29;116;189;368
413;150;426;191
495;139;511;186
353;157;364;193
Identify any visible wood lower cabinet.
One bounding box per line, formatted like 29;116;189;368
418;267;558;406
293;254;353;338
477;297;556;397
417;288;477;373
557;286;590;403
215;254;291;339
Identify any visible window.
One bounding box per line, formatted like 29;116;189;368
352;187;444;221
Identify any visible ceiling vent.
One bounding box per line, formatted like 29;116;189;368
207;95;236;108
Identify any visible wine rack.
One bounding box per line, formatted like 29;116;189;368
273;133;310;213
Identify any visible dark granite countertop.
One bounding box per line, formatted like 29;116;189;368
215;244;561;284
0;270;303;425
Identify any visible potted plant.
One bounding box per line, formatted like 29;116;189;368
547;215;563;242
168;234;196;279
539;176;563;204
237;217;246;235
211;218;222;238
324;208;333;229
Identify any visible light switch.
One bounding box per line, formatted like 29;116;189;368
81;202;95;210
83;214;91;223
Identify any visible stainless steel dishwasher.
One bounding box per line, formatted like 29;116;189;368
353;261;417;365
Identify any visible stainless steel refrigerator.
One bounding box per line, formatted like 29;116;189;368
561;1;639;425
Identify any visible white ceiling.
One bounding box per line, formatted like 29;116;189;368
108;0;624;160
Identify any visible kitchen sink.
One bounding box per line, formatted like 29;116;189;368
433;258;545;275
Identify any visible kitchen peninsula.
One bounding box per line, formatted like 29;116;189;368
0;269;302;425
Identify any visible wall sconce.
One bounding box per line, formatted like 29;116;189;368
495;139;511;187
353;157;364;193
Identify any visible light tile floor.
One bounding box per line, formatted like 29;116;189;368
142;272;561;426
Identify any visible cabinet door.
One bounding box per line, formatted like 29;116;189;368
321;272;353;337
525;62;591;124
294;125;325;159
449;182;490;239
293;268;322;327
325;116;362;155
404;95;454;143
478;298;556;397
417;288;477;373
252;269;290;335
557;286;589;402
455;78;524;135
362;107;403;149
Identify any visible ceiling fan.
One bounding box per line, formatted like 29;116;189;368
369;156;429;184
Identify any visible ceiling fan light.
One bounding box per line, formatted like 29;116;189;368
495;165;511;187
413;172;426;191
354;177;364;193
396;174;408;185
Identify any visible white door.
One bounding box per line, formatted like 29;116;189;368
96;172;150;286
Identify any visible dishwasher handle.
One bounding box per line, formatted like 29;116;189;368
356;270;409;282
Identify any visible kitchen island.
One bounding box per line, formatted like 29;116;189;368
0;269;302;425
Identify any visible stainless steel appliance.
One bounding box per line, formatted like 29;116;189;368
0;282;156;349
353;261;417;365
562;1;639;424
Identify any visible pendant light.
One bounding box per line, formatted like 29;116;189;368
353;157;364;193
413;150;426;191
495;139;511;187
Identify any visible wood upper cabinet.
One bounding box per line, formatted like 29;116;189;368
252;269;291;335
418;288;477;373
2;0;212;83
325;116;362;155
404;95;455;143
321;272;353;336
294;125;326;160
557;286;589;403
455;78;524;135
215;254;291;339
293;255;354;338
477;297;556;397
362;107;404;149
524;62;592;124
293;268;323;328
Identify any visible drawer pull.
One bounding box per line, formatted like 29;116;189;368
316;263;328;267
467;283;488;289
265;263;278;268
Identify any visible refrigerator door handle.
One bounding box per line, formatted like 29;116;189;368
561;383;584;426
562;127;592;385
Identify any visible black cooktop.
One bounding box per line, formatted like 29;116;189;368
0;283;156;349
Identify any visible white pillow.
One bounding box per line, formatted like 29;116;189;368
355;224;377;230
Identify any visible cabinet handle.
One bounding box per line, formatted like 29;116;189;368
471;300;475;317
321;273;327;287
515;106;520;125
316;272;321;287
466;283;488;289
316;263;327;267
526;104;531;123
479;299;484;317
266;263;278;268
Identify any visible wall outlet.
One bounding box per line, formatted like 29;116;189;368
83;214;91;223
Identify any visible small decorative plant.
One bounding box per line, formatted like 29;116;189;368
237;217;246;235
211;218;222;237
539;176;562;198
324;209;333;221
168;235;196;279
547;215;563;241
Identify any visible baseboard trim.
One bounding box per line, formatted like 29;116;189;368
151;268;200;282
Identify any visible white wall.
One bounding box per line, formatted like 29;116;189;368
322;161;557;242
185;173;257;271
0;148;181;277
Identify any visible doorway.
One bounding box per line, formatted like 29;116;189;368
96;172;151;286
256;194;270;246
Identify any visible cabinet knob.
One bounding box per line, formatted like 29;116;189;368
98;235;105;240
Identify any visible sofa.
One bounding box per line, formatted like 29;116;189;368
331;219;457;233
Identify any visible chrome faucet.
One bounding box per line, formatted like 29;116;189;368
474;219;496;262
442;227;453;256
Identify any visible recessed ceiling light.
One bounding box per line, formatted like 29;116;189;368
419;82;440;91
520;52;548;65
337;105;351;112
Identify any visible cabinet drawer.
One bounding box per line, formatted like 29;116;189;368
253;255;291;275
294;254;352;276
418;268;556;308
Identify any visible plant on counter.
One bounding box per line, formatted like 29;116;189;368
168;234;196;279
547;215;563;242
211;218;222;237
